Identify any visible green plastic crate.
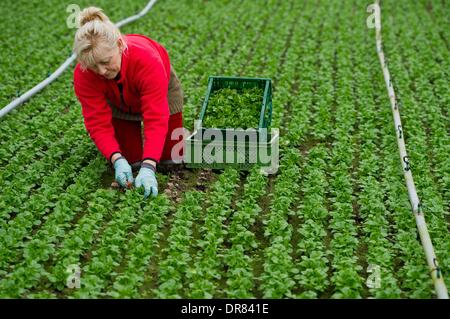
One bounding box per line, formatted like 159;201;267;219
184;76;279;173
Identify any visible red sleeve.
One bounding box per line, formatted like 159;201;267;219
73;67;121;162
135;54;170;163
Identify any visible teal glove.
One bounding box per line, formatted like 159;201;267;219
135;166;158;198
113;157;134;188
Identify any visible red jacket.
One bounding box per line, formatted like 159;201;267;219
73;34;171;163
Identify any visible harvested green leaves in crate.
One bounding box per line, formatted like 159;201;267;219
202;87;263;129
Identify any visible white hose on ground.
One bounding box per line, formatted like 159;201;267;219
0;0;158;119
373;0;448;299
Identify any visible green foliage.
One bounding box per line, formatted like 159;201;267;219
203;88;263;129
0;0;447;300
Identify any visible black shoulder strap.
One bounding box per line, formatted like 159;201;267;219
116;82;130;113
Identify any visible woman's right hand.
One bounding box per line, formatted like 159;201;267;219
113;156;134;188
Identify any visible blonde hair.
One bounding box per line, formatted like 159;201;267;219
73;7;127;71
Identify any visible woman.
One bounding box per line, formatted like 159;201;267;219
73;7;184;198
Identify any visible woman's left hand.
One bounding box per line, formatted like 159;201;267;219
135;166;158;198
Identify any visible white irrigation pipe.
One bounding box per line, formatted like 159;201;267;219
372;0;448;299
0;0;158;119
